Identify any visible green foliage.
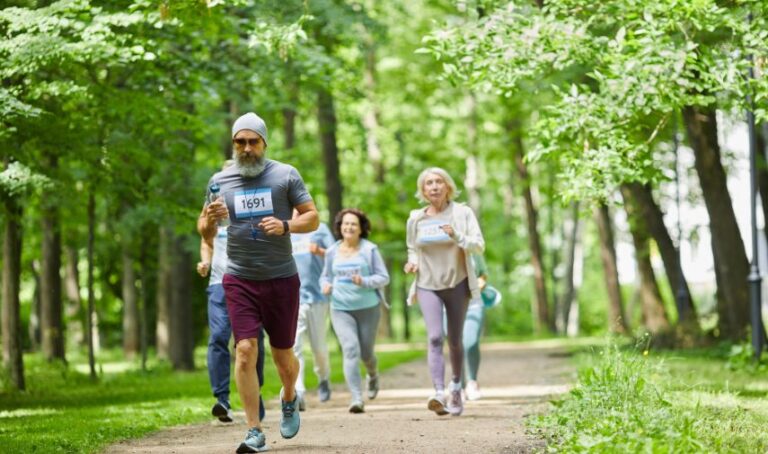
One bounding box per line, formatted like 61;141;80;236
532;340;768;452
422;0;768;200
0;162;51;196
726;340;768;372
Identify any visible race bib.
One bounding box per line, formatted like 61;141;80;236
417;219;451;244
335;263;362;283
292;238;311;256
233;188;274;219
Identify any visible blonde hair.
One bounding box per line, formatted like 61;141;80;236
414;167;460;204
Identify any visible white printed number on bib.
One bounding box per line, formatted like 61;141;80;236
417;219;451;244
234;188;274;219
292;238;311;256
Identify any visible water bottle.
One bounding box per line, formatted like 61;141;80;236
209;183;230;227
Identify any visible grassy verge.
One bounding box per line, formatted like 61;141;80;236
529;339;768;453
0;345;424;453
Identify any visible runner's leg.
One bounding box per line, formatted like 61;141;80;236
417;287;447;391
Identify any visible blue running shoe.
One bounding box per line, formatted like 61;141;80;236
279;389;301;439
236;427;268;453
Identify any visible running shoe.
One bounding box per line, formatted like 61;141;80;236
366;374;379;400
465;380;482;401
427;392;449;416
318;380;332;402
348;400;365;413
212;401;234;423
279;389;301;439
236;427;268;453
447;387;464;416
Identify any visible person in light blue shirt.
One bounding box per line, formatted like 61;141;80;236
291;214;336;410
320;208;389;413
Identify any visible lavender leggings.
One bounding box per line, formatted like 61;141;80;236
417;279;470;391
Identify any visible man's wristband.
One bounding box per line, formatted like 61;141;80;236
282;220;290;235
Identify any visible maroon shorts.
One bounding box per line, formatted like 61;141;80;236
222;273;301;349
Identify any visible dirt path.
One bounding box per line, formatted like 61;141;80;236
108;342;574;453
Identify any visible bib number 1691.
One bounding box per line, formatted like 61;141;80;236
234;188;274;218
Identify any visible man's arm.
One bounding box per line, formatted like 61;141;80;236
197;200;227;243
258;200;319;236
290;200;320;233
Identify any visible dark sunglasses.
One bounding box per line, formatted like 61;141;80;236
233;137;262;147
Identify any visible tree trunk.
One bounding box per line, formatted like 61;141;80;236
64;246;84;347
29;261;41;351
155;226;172;360
756;124;768;249
283;89;298;151
465;94;482;214
620;187;671;333
622;182;698;328
221;100;238;160
139;244;151;370
122;244;140;358
2;194;25;390
395;130;411;341
86;191;97;380
547;169;560;316
594;203;629;334
566;224;584;338
507;119;552;333
556;201;580;334
317;87;343;226
363;42;385;184
41;173;65;361
361;41;391;338
683;106;750;340
168;233;194;370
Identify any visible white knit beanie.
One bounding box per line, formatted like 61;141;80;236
232;112;268;147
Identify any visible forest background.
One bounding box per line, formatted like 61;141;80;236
1;0;767;414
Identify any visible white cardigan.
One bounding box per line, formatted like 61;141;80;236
406;201;485;305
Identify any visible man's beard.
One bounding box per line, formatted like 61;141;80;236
236;154;266;177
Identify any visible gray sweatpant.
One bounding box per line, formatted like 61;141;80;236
330;304;381;402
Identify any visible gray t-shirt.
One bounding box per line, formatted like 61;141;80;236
204;159;312;281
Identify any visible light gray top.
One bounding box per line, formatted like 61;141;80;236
413;203;467;290
406;201;485;305
204;159;312;281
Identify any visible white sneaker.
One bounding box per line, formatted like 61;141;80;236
427;392;449;416
465;380;482;401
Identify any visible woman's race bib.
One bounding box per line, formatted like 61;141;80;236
334;263;362;283
417;219;451;244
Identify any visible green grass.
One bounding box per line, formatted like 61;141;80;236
530;339;768;453
0;344;424;454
